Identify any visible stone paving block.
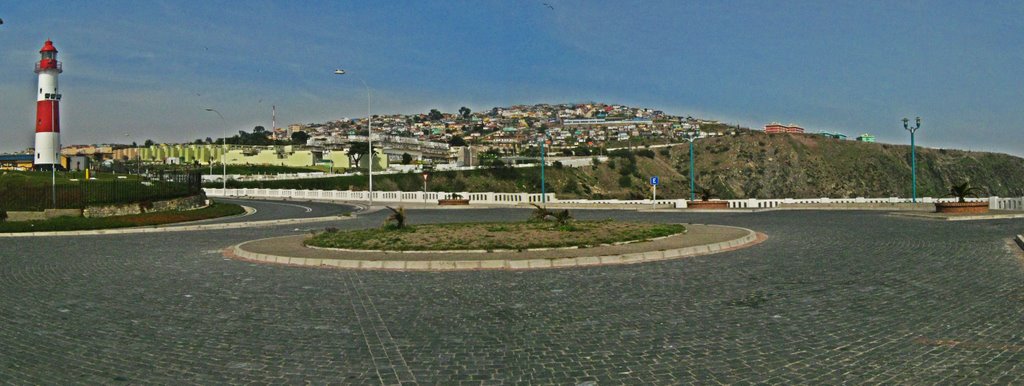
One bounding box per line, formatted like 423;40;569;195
1;209;1020;384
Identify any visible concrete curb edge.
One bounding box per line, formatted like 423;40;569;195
228;225;764;271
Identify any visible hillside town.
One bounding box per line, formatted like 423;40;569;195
2;102;876;171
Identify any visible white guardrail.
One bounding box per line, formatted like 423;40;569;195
204;188;1024;210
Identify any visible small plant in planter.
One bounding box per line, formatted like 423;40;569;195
438;192;470;205
687;186;729;209
699;188;714;201
935;182;989;214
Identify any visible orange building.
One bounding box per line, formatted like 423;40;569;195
764;122;804;134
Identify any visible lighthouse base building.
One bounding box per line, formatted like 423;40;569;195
33;39;63;170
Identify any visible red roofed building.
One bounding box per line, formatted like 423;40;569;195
764;122;804;134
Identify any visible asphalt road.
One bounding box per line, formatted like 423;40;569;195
1;202;1022;384
194;198;362;224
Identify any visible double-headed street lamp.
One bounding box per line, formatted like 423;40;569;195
204;108;227;189
682;130;702;201
334;69;374;207
903;117;921;203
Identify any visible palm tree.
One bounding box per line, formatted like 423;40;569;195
383;206;407;229
949;182;983;203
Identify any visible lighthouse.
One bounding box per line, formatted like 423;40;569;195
34;39;63;170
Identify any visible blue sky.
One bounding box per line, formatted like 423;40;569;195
1;1;1023;156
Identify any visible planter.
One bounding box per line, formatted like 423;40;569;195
687;200;730;209
934;201;989;214
438;199;470;206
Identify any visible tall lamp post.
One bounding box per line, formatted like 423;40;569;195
204;108;227;189
903;117;921;203
539;130;549;206
334;69;374;207
683;130;701;201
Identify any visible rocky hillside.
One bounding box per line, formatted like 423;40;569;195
225;130;1024;200
561;130;1024;200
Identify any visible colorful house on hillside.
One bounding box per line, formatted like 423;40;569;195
764;122;805;134
819;131;848;140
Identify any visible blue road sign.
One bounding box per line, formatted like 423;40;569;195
650;176;659;186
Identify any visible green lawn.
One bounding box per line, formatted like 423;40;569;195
0;202;245;233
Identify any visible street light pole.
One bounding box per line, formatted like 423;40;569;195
540;133;546;206
903;117;921;203
334;69;373;207
204;108;227;190
684;130;701;201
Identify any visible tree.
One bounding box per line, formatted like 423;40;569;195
347;141;374;167
401;153;413;165
428;109;444;121
253;125;266;134
448;135;467;147
290;131;310;145
143;139;155;147
382;206;407;229
205;137;213;144
458;106;471;120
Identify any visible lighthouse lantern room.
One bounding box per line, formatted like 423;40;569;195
34;39;63;169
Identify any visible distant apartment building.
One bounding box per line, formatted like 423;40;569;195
819;131;847;140
764;122;805;134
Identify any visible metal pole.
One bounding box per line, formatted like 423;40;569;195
903;117;921;203
52;160;56;208
365;81;372;207
911;131;916;203
688;138;695;201
204;108;227;190
540;135;546;206
333;71;373;206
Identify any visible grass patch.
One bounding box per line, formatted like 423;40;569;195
306;221;685;251
0;202;245;233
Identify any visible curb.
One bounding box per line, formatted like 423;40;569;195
1016;235;1024;252
228;226;764;271
889;212;1024;221
0;214;355;238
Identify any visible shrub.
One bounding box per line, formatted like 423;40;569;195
382;206;407;229
591;157;601;167
0;210;6;223
618;174;633;188
949;182;983;203
658;148;671;157
636;149;655;158
552;161;563;169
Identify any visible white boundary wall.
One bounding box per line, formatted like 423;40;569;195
204;188;1022;210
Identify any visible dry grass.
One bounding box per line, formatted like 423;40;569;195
307;220;686;251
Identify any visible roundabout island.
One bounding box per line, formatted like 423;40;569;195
230;218;764;270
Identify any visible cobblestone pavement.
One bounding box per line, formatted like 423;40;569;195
1;204;1023;384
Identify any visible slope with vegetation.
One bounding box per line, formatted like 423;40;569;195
220;131;1024;199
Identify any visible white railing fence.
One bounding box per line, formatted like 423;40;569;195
204;188;1023;210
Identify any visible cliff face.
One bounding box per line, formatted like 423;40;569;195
566;131;1024;200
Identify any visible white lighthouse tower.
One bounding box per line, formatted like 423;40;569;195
34;39;63;170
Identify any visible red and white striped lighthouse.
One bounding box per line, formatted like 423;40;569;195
34;39;63;169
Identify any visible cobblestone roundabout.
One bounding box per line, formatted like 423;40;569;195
1;206;1023;384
